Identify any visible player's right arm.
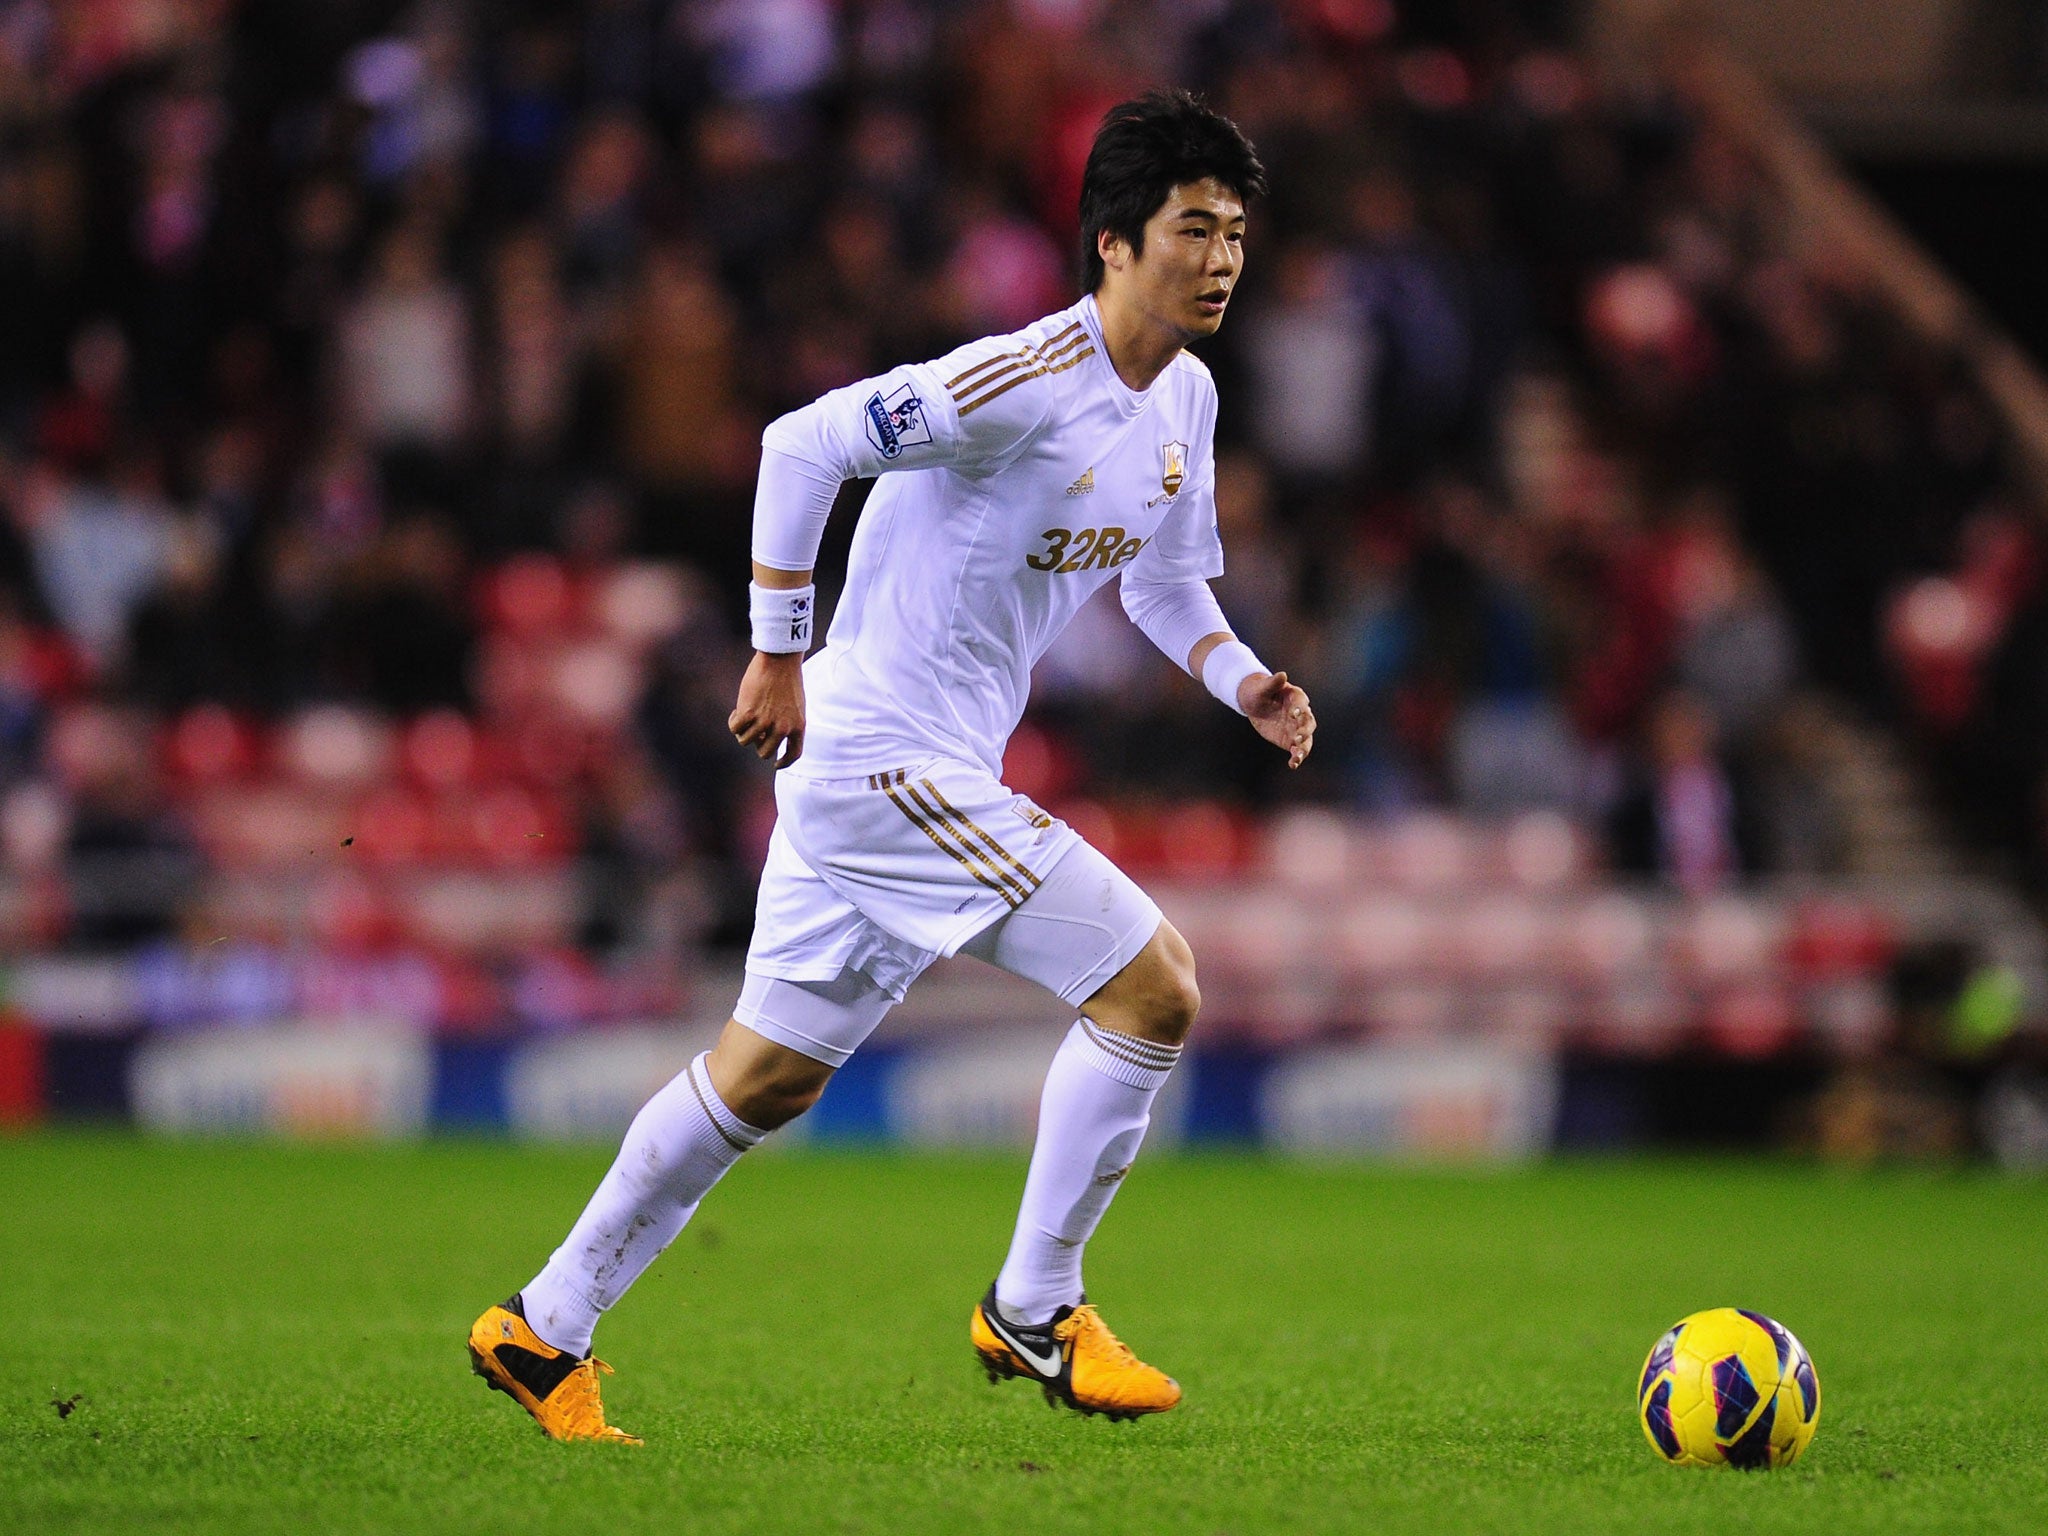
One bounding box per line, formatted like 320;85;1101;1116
728;561;813;766
729;338;1058;767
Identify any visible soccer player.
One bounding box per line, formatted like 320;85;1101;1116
470;90;1314;1442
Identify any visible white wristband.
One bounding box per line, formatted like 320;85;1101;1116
1201;638;1265;715
749;581;815;654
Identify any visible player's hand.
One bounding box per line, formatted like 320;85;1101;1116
1239;671;1315;769
729;652;807;768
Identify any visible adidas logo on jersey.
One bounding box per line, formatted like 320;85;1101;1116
1064;468;1095;496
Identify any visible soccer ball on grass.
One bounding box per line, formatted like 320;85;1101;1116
1637;1307;1820;1468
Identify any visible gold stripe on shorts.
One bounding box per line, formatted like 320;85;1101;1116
916;778;1042;894
901;782;1031;904
882;783;1022;908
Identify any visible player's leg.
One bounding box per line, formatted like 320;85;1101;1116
958;840;1193;1418
471;972;887;1441
516;973;874;1355
519;1002;846;1337
471;818;904;1442
991;917;1195;1318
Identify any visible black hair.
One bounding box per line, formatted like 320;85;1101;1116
1078;89;1266;293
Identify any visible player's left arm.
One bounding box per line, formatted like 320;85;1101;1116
1121;577;1315;769
1191;632;1313;769
1117;395;1314;768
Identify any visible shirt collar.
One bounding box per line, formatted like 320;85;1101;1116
1078;294;1152;420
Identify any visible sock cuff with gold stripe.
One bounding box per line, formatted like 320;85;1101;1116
686;1053;768;1153
1070;1018;1180;1091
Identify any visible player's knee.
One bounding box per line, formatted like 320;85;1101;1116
733;1058;832;1129
1162;942;1202;1040
760;1084;827;1127
1139;923;1201;1043
1087;921;1202;1045
708;1024;835;1131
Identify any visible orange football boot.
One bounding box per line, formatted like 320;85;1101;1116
971;1284;1181;1420
468;1295;642;1444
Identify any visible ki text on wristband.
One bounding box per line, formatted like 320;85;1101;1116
749;580;816;654
1201;638;1266;715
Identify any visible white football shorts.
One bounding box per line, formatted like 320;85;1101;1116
738;757;1163;1066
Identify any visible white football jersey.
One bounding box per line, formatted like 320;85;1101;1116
761;295;1224;780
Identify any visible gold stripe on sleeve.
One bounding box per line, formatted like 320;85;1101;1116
945;322;1085;395
957;348;1094;417
1038;328;1091;365
950;354;1033;403
957;367;1043;416
945;347;1032;391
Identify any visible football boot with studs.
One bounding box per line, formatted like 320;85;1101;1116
970;1283;1181;1421
467;1294;642;1444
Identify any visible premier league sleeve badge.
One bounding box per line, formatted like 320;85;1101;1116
863;382;936;459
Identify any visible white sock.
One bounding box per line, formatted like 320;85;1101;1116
520;1052;765;1356
995;1019;1180;1324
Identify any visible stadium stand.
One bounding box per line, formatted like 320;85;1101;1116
0;1;2043;1154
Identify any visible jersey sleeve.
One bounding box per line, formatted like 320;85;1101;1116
751;330;1072;573
1119;568;1233;675
759;334;1058;483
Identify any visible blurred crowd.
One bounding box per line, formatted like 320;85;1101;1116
0;0;2043;965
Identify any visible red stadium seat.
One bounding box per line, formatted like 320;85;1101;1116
1588;980;1695;1056
1337;896;1431;981
595;563;692;648
509;715;584;786
165;704;260;783
473;634;547;721
281;706;395;789
548;638;641;731
468;785;570;866
1452;895;1553;981
1787;897;1896;980
193;784;348;868
401;709;479;788
1383;813;1474;893
306;869;399;950
1678;898;1786;984
1498;811;1590;891
1262;807;1356;891
348;787;435;866
1154;801;1248;880
1565;894;1658;983
1704;984;1799;1058
485;554;575;637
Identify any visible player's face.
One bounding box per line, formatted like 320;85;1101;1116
1113;177;1246;340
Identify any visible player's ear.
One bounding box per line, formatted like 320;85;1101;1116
1098;228;1131;274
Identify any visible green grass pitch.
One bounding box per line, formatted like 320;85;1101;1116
5;1133;2046;1534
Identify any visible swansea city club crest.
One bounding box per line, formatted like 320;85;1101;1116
1148;440;1188;507
1161;440;1186;498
